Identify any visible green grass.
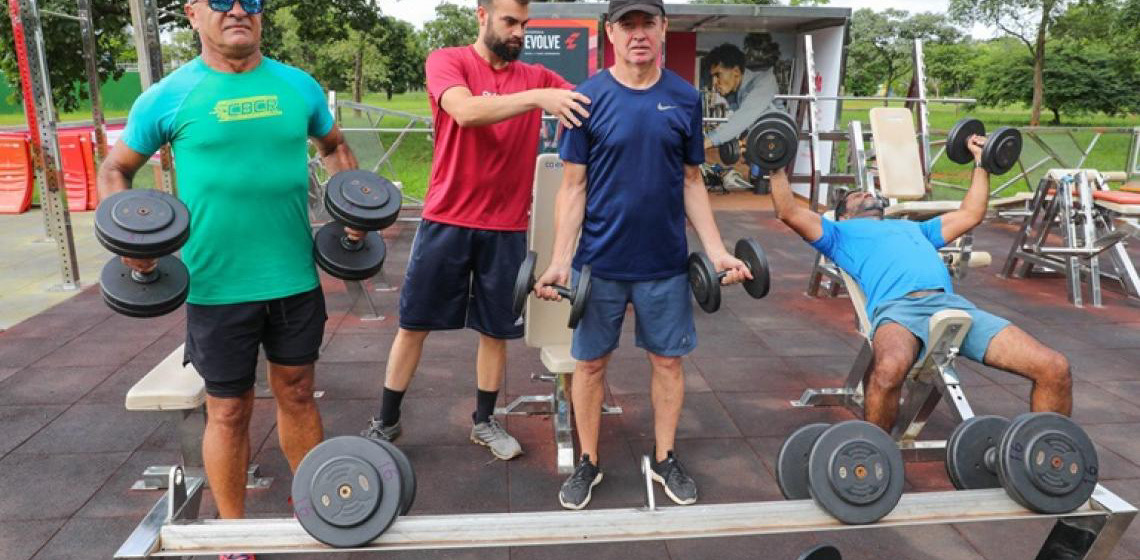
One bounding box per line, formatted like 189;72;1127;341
0;109;129;126
833;100;1138;200
7;92;1134;205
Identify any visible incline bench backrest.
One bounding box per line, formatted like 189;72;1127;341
869;108;925;201
524;154;575;349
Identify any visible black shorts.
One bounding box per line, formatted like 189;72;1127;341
398;219;525;339
184;286;327;398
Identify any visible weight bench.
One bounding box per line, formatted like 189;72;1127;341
1001;169;1140;307
125;344;271;490
793;259;977;461
495;153;621;474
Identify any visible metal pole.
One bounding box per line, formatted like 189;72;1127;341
10;0;81;289
908;39;932;190
77;0;106;160
128;0;175;194
803;35;822;213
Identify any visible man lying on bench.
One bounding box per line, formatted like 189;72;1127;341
768;139;1072;432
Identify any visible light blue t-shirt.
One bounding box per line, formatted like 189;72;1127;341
122;56;334;304
810;217;952;317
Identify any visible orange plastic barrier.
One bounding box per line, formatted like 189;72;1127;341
0;133;33;214
58;129;93;212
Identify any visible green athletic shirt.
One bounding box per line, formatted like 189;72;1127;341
122;56;334;305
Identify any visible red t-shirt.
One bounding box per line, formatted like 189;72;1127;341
424;46;571;231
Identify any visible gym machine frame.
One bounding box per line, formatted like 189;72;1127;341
116;464;1135;558
1000;170;1140;307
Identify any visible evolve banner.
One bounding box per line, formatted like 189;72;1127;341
520;19;599;85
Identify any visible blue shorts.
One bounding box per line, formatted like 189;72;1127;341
870;292;1011;363
571;271;697;361
398;220;525;339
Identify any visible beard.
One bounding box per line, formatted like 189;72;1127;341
484;32;522;62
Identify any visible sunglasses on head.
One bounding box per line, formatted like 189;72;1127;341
199;0;263;15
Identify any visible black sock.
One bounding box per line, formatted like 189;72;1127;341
380;387;405;426
473;389;498;424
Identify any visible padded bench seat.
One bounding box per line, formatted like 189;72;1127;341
884;200;961;219
1093;190;1140;215
125;344;205;412
540;344;575;374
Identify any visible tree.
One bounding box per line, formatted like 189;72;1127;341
0;0;185;112
844;9;962;101
923;42;983;97
421;3;478;51
972;38;1140;124
949;0;1068;126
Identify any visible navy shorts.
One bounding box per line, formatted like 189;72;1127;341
871;292;1011;363
184;286;327;398
571;271;697;361
398;219;526;339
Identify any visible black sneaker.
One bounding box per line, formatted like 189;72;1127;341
361;417;401;442
651;451;697;505
559;454;603;510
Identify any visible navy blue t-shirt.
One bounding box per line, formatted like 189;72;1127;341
559;69;705;281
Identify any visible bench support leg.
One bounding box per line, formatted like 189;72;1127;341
131;408;273;491
496;372;622;474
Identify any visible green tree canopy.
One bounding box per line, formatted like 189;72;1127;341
422;3;478;52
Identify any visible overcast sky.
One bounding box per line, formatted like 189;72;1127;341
375;0;999;37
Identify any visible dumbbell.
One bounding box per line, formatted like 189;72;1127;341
94;189;191;318
945;412;1098;514
293;435;416;548
776;420;905;525
718;137;742;165
946;118;1023;175
745;110;799;171
315;170;402;281
511;251;592;329
688;237;771;313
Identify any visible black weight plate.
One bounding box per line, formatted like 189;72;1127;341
313;222;386;281
512;251;537;318
718;140;740;165
734;237;770;299
771;110;799;135
94;189;190;258
325;170;403;231
946;416;1009;490
568;265;591;329
99;255;189;318
808;420;904;524
687;252;721;313
997;412;1098;514
293;436;402;548
777;423;830;500
797;545;842;560
946;118;985;165
746;115;798;171
994;412;1038;510
982;127;1022;175
371;439;416;516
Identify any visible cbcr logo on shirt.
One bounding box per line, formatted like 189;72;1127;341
211;95;283;123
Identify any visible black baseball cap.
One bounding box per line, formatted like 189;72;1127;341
607;0;666;22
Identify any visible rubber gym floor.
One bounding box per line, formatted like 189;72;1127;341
1;192;1139;560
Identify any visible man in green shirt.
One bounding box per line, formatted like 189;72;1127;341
97;1;356;556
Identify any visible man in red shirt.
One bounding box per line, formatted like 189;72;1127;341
362;0;590;459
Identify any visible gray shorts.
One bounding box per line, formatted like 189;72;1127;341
870;292;1010;362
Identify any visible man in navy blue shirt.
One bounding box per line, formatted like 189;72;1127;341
535;0;750;510
770;141;1072;433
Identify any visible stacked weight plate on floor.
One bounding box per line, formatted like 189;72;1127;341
776;420;905;524
316;170;402;281
996;412;1098;514
945;412;1098;514
293;435;417;547
94;189;192;317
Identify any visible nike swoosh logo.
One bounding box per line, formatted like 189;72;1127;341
657;103;677;111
